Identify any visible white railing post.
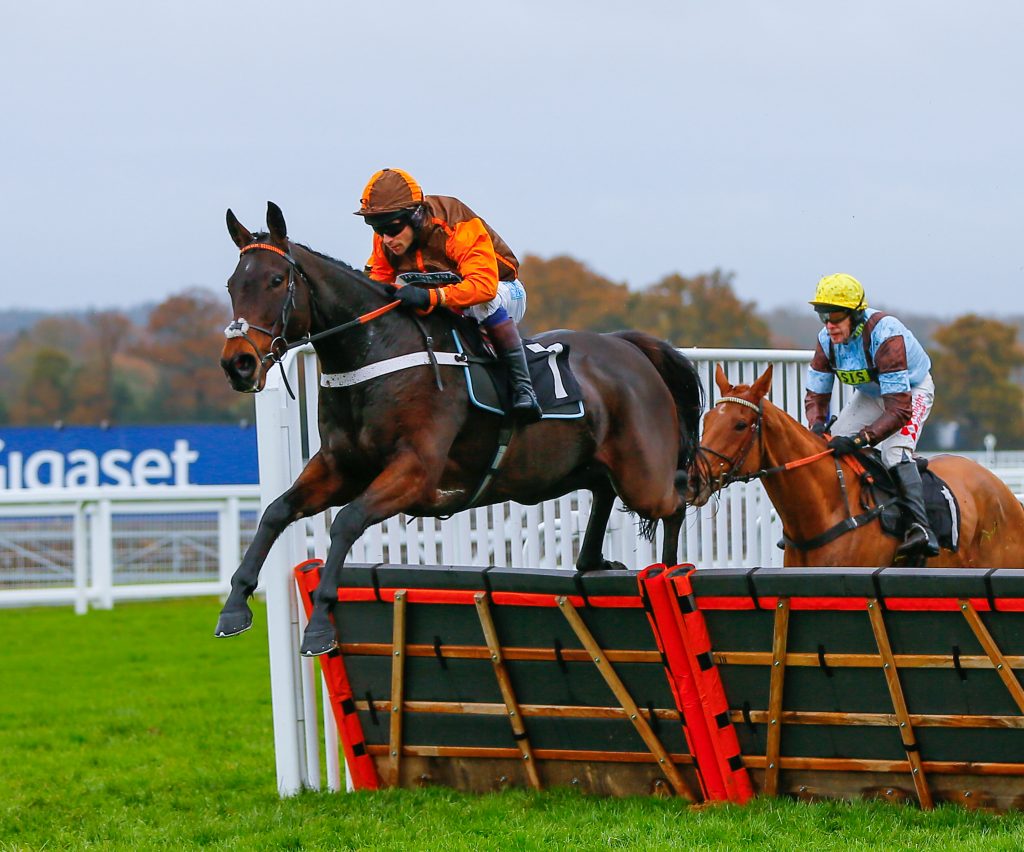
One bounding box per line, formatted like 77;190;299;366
218;495;240;592
256;356;317;797
90;499;114;609
73;502;89;615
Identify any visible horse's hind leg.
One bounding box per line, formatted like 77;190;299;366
215;453;349;638
659;505;686;567
576;482;627;572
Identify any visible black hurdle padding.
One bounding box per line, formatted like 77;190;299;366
687;566;1024;772
331;563;688;760
990;568;1024;600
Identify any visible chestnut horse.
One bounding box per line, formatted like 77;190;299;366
215;203;705;655
688;364;1024;568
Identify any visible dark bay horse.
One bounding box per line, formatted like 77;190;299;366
216;203;705;655
689;364;1024;567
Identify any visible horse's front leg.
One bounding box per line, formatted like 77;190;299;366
301;453;434;656
215;452;353;638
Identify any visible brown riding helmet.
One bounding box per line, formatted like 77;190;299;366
354;168;424;221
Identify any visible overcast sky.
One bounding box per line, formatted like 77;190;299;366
2;1;1021;319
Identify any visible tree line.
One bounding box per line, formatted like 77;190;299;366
2;256;1022;449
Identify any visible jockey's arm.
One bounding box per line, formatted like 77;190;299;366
861;334;914;444
861;391;913;445
804;340;835;430
433;218;500;310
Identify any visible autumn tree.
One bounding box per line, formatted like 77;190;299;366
66;311;135;423
625;269;772;348
134;288;253;423
4;317;90;425
12;347;73;425
518;255;631;335
929;314;1024;450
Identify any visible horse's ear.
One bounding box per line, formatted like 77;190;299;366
714;364;731;395
226;209;253;249
750;364;774;400
267;201;288;243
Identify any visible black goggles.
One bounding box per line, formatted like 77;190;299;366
371;215;411;237
817;309;852;324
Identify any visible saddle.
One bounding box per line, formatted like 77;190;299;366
450;320;585;420
397;273;585;420
856;449;961;552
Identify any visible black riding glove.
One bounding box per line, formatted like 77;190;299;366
827;433;867;456
810;421;828;436
388;284;431;311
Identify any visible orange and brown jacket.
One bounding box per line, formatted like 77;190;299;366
364;196;519;311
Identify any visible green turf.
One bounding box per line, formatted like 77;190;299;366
2;598;1023;850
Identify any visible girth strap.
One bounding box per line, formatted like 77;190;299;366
321;351;467;388
463;420;517;510
782;498;899;552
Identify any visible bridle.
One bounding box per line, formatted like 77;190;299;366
224;242;308;385
224;241;400;396
699;396;766;488
699;395;834;487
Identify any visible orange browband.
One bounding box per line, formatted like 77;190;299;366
240;242;287;257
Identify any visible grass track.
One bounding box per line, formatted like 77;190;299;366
2;598;1024;850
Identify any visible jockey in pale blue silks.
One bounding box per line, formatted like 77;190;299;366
804;273;939;557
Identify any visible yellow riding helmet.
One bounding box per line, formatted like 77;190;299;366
809;273;868;311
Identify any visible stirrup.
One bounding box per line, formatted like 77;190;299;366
512;391;542;422
897;523;939;557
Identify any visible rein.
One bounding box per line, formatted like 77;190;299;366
224;241;401;397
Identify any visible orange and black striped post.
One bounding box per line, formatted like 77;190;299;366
293;560;380;790
668;567;753;803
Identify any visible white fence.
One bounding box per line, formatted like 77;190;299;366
0;485;260;611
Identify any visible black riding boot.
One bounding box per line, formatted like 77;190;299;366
891;460;941;558
487;318;543;423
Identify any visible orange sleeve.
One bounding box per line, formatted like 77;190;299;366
364;235;396;283
437;218;499;310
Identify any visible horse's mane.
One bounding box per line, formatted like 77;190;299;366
248;232;389;295
248;232;357;273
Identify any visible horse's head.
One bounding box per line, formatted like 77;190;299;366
688;363;773;506
220;202;315;392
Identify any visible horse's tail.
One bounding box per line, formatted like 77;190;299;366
611;331;705;471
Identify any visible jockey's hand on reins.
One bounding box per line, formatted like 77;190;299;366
827;433;867;456
810;421;829;436
387;283;431;310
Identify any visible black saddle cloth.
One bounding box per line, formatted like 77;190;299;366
857;450;961;552
448;319;584;419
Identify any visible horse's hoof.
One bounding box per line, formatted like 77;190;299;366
300;628;338;657
576;559;628;574
214;605;253;638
